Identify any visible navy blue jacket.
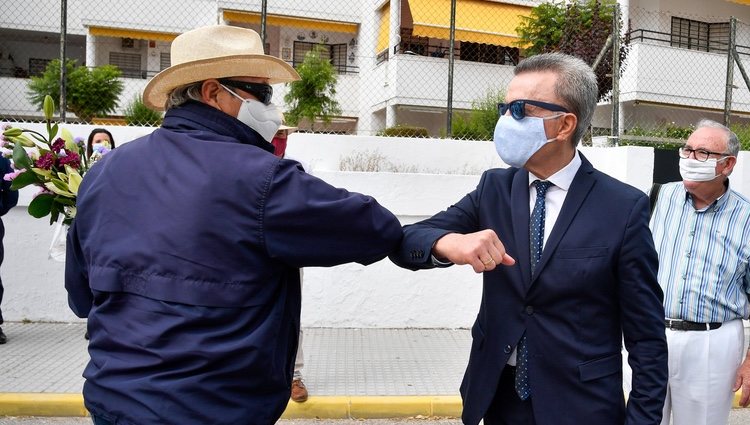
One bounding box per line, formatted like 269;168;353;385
390;156;667;425
65;101;402;425
1;156;19;323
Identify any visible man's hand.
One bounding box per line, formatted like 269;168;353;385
433;230;515;273
733;352;750;407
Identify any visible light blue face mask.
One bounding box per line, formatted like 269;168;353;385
493;115;559;168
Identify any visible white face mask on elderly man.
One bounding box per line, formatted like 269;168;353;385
221;85;283;142
679;157;728;182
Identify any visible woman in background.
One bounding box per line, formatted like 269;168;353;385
86;128;116;159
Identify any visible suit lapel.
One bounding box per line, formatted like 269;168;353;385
510;168;532;287
532;155;596;279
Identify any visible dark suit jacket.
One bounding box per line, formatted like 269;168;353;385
390;155;667;425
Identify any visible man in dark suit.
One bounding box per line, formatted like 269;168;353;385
0;156;19;344
390;52;667;425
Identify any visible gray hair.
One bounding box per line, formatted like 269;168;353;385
514;52;598;145
164;81;205;110
695;119;740;156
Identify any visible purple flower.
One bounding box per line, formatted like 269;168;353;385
93;144;111;155
58;151;81;169
51;138;65;153
74;136;85;146
35;152;55;170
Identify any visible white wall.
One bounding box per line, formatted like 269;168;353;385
2;127;749;327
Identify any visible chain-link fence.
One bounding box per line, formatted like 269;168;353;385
2;1;750;144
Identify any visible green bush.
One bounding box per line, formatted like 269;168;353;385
730;124;750;151
451;89;505;141
27;59;123;123
284;44;341;131
377;125;429;138
620;124;693;150
622;123;750;151
124;94;163;126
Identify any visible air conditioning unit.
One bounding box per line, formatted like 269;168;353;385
121;38;140;49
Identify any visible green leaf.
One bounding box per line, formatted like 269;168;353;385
50;123;59;141
10;170;39;190
12;142;33;169
65;166;83;195
55;196;75;206
45;180;74;197
49;207;60;225
31;167;52;178
60;127;74;146
28;193;54;219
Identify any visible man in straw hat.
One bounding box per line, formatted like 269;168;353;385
65;24;402;425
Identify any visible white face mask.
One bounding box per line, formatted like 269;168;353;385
679;157;728;182
222;85;282;142
493;115;559;168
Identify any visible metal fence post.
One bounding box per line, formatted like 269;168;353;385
59;0;67;123
446;0;457;138
724;17;737;127
611;4;620;146
261;0;268;53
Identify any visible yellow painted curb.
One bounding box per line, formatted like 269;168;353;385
3;392;745;418
0;393;463;419
0;393;88;417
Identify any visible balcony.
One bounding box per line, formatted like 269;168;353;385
620;28;750;113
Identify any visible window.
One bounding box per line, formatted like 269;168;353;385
109;52;143;78
399;28;428;56
160;52;170;71
293;41;351;74
671;17;709;52
670;17;735;54
28;58;52;77
459;42;519;65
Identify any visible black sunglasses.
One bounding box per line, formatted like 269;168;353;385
497;99;569;120
219;79;274;105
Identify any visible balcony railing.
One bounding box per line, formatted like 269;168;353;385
628;28;750;57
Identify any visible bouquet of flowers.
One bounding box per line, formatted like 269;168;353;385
1;95;94;225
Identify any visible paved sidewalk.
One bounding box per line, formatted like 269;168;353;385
2;323;749;420
0;323;470;418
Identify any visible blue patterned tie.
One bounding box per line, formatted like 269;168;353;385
515;180;552;400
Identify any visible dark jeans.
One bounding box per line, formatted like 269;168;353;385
0;275;4;325
484;367;536;425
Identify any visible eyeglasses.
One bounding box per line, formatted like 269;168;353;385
497;99;569;120
678;146;731;162
219;79;273;105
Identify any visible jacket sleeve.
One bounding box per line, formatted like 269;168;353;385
620;194;668;424
64;220;93;318
389;171;486;270
0;158;19;216
262;161;403;268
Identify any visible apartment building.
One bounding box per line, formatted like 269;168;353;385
2;0;750;136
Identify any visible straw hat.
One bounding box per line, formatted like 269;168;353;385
278;124;298;133
143;25;300;110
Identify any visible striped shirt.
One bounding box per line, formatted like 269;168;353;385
650;181;750;323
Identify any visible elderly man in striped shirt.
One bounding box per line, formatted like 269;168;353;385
651;119;750;425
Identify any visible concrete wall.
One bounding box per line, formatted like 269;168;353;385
2;125;749;327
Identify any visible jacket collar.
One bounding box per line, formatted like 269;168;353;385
161;100;275;154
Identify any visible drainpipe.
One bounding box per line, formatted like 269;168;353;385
59;0;67;122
